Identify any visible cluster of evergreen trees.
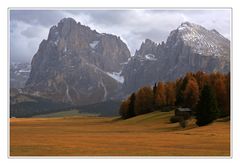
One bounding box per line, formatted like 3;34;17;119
119;71;230;126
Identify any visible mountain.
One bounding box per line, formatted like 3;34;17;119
122;22;230;94
22;20;230;106
10;62;31;88
25;18;131;105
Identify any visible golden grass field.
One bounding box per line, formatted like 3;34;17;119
10;111;230;156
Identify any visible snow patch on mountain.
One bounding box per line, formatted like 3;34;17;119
54;39;59;46
19;69;30;73
100;78;107;101
63;46;67;53
89;40;99;49
106;71;124;83
174;22;226;57
120;57;132;65
145;54;157;61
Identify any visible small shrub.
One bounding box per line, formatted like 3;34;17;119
170;116;184;123
179;119;187;128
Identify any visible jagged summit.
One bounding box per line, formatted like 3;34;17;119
177;21;205;30
178;21;197;29
24;19;230;104
25;17;131;104
144;38;156;45
59;17;77;24
135;39;158;56
122;22;230;94
166;21;230;57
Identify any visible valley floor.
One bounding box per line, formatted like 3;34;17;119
10;111;230;156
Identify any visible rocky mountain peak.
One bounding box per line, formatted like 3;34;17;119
144;38;156;45
48;18;79;40
59;17;77;24
25;17;131;104
122;22;230;94
135;38;158;57
24;19;230;105
178;21;200;29
166;21;230;57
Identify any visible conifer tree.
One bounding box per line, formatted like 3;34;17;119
153;83;157;108
119;99;130;119
176;73;193;106
196;84;219;126
128;93;136;118
225;73;230;116
214;78;227;117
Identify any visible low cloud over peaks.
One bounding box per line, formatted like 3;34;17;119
10;9;231;63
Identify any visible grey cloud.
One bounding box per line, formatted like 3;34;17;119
132;28;169;43
10;9;231;63
21;26;46;38
10;10;65;27
65;10;132;26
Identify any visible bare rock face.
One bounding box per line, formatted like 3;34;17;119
25;18;130;104
122;22;230;94
25;20;230;103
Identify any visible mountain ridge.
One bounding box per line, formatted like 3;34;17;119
122;21;230;93
17;18;230;105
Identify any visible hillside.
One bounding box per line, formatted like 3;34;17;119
77;100;121;117
10;95;121;118
10;111;230;156
10;93;72;118
33;100;121;118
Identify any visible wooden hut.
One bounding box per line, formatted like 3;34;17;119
174;108;192;120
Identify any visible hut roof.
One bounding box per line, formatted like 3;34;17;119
176;108;192;112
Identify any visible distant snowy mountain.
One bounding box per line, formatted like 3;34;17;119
122;22;230;94
168;22;229;57
10;62;31;88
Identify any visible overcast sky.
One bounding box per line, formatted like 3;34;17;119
10;9;231;63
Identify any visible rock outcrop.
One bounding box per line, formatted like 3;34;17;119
25;18;131;104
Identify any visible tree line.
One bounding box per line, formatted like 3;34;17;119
119;71;230;126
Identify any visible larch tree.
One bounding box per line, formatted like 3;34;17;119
165;82;176;106
154;82;166;108
175;72;193;106
119;99;130;119
194;71;208;91
135;86;154;115
183;77;200;109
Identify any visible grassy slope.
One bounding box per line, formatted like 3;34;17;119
10;111;230;156
32;109;99;118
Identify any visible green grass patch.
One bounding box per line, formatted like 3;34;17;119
118;111;174;125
